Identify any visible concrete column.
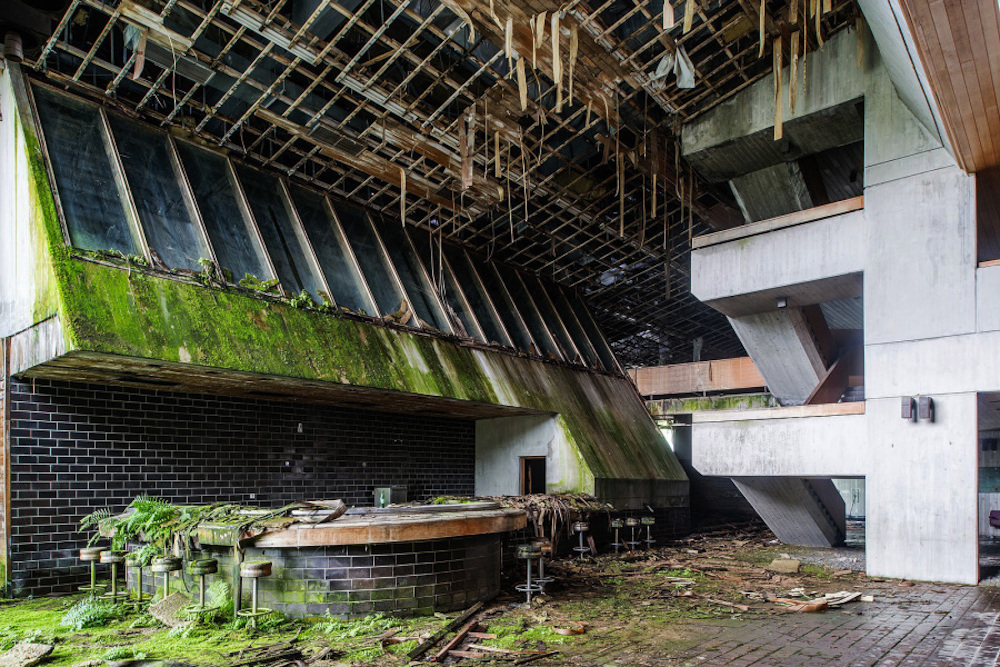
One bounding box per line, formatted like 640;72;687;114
728;307;829;405
864;395;978;584
732;477;846;546
730;162;815;222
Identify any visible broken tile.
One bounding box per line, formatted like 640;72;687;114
149;591;192;627
0;642;53;667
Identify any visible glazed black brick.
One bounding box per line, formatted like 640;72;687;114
132;534;501;618
6;378;475;596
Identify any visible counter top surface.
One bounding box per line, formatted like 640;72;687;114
197;506;527;548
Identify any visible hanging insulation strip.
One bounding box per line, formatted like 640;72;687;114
517;56;528;111
569;26;579;106
773;34;783;140
758;0;766;57
399;166;407;225
683;0;696;34
790;31;800;114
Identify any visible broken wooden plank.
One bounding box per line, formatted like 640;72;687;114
433;620;477;662
406;601;484;660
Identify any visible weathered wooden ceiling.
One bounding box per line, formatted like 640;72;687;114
20;0;857;366
898;0;1000;174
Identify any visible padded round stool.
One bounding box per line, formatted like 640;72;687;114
610;518;625;554
125;553;151;605
625;517;641;550
184;558;219;616
99;550;126;601
151;555;183;599
531;539;555;593
572;521;590;559
642;516;656;549
79;547;107;596
237;560;273;629
514;544;543;607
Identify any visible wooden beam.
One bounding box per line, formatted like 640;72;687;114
629;356;765;396
692;196;864;249
692;401;865;423
804;345;862;405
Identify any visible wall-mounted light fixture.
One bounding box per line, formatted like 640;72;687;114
918;396;935;422
901;396;935;423
776;297;788;309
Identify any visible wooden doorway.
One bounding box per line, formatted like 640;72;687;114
520;457;546;495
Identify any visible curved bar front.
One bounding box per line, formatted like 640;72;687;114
140;505;527;618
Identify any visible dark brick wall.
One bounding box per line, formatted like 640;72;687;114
5;378;475;595
157;536;501;618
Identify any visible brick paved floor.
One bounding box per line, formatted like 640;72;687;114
657;583;1000;666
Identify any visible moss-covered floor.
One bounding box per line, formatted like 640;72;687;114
0;524;985;666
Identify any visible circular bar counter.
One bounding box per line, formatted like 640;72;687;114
186;503;525;618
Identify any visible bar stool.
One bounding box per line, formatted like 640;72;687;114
79;547;107;596
184;558;219;616
151;555;183;599
625;517;641;550
514;544;543;607
237;561;273;629
100;550;126;601
642;516;656;549
610;518;625;554
125;553;151;605
531;539;554;593
572;521;590;559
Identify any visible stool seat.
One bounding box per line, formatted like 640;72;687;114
641;517;656;526
625;517;640;527
187;558;218;576
79;547;108;595
515;545;543;607
240;561;272;578
99;550;127;601
124;553;151;606
610;518;624;529
184;558;221;616
516;544;542;560
152;555;183;600
80;547;106;562
237;561;273;629
151;556;183;573
100;550;125;565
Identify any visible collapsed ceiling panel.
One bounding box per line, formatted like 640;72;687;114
15;0;858;366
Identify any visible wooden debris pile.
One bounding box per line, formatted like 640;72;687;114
224;638;336;667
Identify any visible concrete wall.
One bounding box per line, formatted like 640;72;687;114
692;412;868;477
685;10;985;583
691;210;866;312
865;395;978;583
474;414;590;496
0;63;58;339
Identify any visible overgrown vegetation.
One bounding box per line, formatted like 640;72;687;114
238;273;281;294
59;598;126;631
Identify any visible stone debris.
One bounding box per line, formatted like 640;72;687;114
149;592;193;627
767;558;801;574
0;642;53;667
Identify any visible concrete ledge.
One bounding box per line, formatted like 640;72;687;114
692;410;868;477
692;402;865;423
692;197;864;250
